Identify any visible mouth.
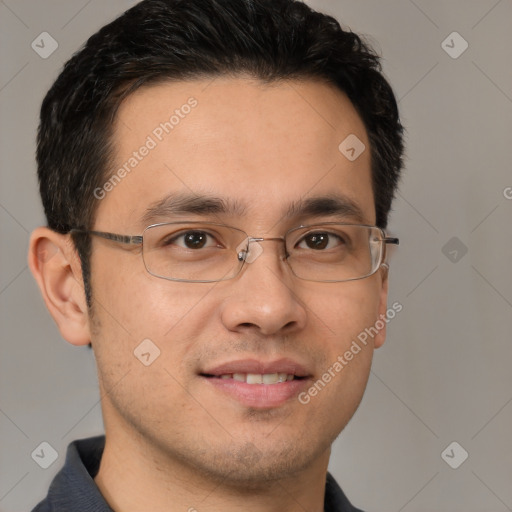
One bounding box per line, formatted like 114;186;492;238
199;358;312;408
201;372;306;384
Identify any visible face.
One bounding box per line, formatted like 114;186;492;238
88;77;388;485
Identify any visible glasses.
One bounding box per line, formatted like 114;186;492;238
70;221;398;283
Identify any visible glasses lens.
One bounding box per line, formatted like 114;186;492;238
142;222;385;283
286;224;384;282
142;223;247;282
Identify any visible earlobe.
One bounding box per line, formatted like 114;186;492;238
374;263;389;349
28;227;91;346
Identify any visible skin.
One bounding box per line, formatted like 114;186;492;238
29;77;389;512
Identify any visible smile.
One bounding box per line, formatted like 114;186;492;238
204;373;302;384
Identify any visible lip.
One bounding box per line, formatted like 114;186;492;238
200;358;310;378
199;358;312;409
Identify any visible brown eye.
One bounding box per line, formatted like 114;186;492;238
297;232;344;250
163;230;216;249
183;231;208;249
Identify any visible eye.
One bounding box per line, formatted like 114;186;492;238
165;230;219;250
296;231;345;250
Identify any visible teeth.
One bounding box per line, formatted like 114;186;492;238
217;373;296;384
262;373;278;384
247;373;263;384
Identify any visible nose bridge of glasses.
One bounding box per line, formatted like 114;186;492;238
237;236;287;264
248;236;285;243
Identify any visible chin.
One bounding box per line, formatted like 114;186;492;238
178;432;332;490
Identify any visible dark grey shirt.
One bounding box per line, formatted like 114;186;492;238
32;436;365;512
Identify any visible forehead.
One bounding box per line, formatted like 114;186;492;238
95;77;374;230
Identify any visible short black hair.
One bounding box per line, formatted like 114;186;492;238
37;0;404;307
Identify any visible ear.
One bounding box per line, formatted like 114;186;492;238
28;227;91;346
373;263;389;349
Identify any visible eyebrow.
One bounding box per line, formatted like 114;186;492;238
284;195;366;223
140;192;366;226
140;193;247;225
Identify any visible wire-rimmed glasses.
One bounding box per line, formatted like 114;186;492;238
70;221;399;283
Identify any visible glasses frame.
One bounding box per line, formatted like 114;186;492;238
70;221;399;283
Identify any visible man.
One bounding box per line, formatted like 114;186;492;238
28;0;404;510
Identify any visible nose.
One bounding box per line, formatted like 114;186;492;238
220;239;307;336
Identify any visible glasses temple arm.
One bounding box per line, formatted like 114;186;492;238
70;229;143;246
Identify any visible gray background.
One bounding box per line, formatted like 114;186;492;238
1;0;511;510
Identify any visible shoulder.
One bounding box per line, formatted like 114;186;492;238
30;436;111;512
325;472;367;512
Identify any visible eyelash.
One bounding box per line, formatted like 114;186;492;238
161;229;348;251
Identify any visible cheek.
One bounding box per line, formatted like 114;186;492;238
89;272;216;418
293;302;379;443
297;282;382;423
89;253;221;377
305;279;383;347
91;248;210;335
